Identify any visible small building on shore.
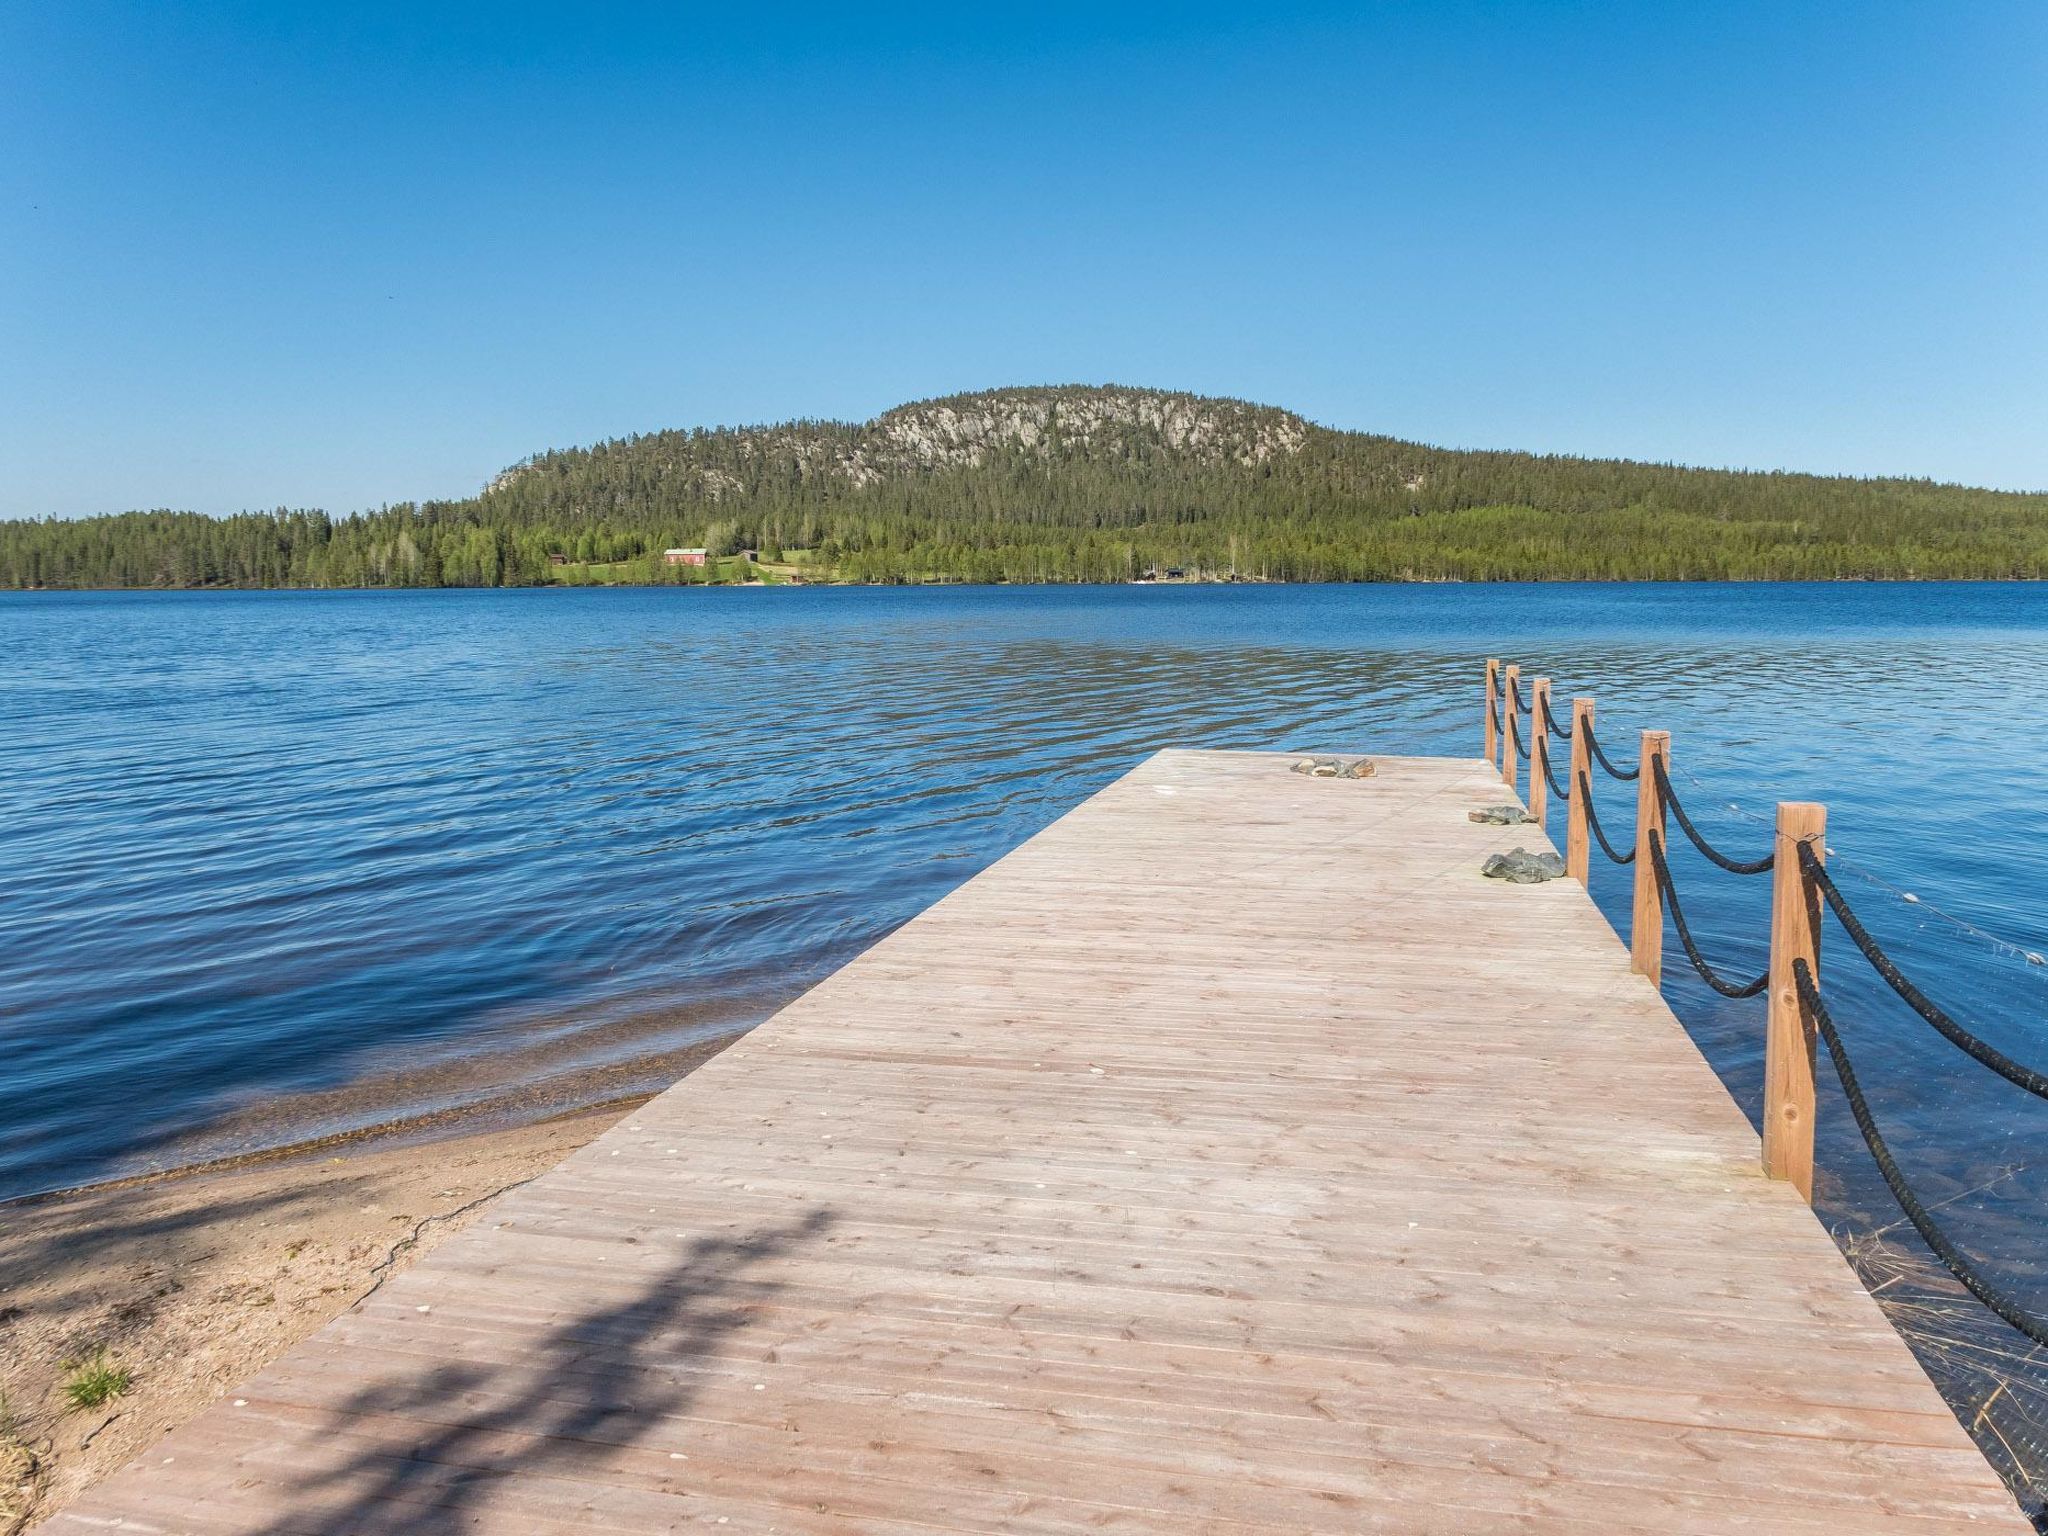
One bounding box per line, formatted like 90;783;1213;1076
663;548;708;567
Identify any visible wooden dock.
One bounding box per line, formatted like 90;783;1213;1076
51;751;2029;1533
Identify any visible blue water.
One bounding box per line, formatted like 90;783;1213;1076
5;582;2048;1255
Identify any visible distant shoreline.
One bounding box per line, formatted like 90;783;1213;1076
7;573;2048;594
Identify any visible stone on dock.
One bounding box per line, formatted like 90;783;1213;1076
1482;845;1567;882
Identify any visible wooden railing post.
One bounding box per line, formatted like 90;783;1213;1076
1529;678;1551;823
1630;731;1670;984
1765;802;1827;1201
1500;663;1520;794
1565;698;1593;884
1483;658;1499;764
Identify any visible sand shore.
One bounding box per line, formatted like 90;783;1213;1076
0;1037;729;1532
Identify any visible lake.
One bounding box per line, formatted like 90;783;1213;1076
6;583;2048;1280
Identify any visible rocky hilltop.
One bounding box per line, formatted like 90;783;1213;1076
869;387;1309;475
487;385;1315;503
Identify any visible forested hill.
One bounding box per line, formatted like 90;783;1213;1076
7;384;2048;588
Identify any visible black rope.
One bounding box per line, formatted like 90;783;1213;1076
1488;692;1502;735
1652;760;1773;876
1507;676;1526;713
1799;843;2048;1102
1578;770;1635;865
1794;960;2048;1349
1541;739;1569;803
1582;720;1640;781
1540;695;1573;740
1513;723;1530;760
1648;832;1768;997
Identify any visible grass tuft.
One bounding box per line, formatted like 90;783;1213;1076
60;1349;132;1412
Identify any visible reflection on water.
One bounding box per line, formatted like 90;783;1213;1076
4;584;2047;1258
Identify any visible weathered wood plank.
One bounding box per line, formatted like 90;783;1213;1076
47;751;2027;1533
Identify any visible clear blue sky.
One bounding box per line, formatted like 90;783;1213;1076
3;2;2043;518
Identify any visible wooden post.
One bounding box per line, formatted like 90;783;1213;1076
1500;664;1520;793
1629;731;1670;984
1482;658;1499;764
1529;678;1551;824
1764;802;1827;1201
1565;698;1593;884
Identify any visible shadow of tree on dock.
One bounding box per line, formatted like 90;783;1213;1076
253;1206;836;1535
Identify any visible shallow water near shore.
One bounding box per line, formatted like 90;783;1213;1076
6;582;2048;1269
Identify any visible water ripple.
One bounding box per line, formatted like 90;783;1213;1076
4;582;2048;1228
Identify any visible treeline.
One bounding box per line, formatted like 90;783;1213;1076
7;391;2048;588
0;507;695;590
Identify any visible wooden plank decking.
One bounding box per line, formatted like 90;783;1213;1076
52;751;2028;1533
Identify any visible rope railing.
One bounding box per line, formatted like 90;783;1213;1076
1582;719;1640;781
1479;656;2048;1355
1648;832;1768;998
1653;759;1774;876
1799;843;2048;1102
1541;694;1573;740
1577;770;1635;865
1795;960;2048;1350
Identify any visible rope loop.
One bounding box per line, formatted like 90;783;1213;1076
1541;737;1570;802
1647;833;1768;997
1541;695;1573;741
1794;960;2048;1349
1652;760;1773;876
1798;843;2048;1101
1578;770;1635;865
1582;720;1641;781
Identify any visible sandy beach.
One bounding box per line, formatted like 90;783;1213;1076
0;1037;730;1532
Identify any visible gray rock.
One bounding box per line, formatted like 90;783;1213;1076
1468;804;1536;826
1481;847;1567;884
1291;755;1375;780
